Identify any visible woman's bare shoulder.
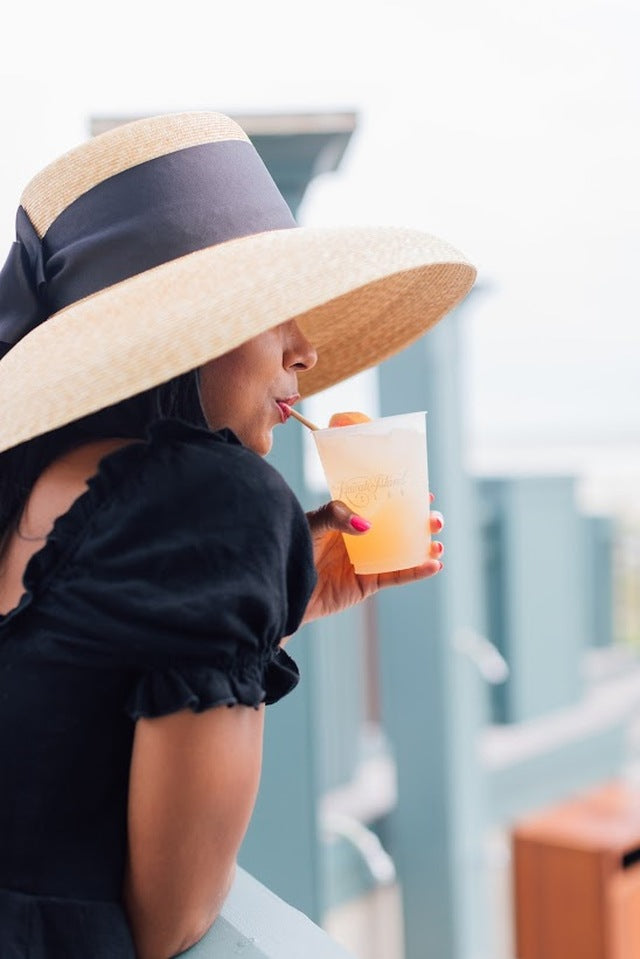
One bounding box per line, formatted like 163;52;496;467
23;439;139;540
0;439;139;613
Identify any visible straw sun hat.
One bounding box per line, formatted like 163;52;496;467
0;111;476;453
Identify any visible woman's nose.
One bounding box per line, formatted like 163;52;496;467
285;321;318;371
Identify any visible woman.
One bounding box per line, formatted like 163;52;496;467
0;112;475;958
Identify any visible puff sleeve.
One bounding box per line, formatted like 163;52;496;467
45;421;316;718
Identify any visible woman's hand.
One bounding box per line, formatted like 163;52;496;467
302;494;444;624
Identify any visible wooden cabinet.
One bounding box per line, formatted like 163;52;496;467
513;782;640;959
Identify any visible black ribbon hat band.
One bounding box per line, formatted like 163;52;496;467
0;139;296;359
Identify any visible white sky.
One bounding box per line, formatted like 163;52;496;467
1;0;639;506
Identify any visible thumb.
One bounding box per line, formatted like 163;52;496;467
306;500;372;536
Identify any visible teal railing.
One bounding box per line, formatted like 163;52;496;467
182;867;354;958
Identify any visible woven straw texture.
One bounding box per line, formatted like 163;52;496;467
21;112;248;238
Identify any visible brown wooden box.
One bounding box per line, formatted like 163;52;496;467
513;782;640;959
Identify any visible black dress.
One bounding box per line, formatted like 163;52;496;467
0;420;316;958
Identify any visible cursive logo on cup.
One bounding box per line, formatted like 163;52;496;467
337;470;408;510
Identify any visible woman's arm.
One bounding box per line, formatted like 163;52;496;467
124;703;265;959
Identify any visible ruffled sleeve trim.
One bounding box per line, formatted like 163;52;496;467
263;648;300;705
126;647;299;719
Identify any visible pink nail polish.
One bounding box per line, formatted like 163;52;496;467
350;516;372;532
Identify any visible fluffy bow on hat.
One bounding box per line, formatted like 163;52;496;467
0;111;476;453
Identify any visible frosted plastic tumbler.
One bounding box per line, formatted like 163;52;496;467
313;411;430;574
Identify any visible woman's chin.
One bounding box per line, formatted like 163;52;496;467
243;428;273;457
259;432;274;456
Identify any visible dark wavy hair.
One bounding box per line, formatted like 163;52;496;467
0;369;207;546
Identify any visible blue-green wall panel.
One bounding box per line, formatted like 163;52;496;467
376;308;490;959
583;515;614;648
479;478;586;723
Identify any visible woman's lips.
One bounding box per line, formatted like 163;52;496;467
276;402;290;424
276;395;300;424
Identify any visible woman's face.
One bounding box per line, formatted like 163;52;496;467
198;319;318;455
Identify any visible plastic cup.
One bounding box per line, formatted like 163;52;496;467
313;411;430;574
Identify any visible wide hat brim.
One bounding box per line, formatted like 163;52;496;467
0;110;476;452
0;223;474;452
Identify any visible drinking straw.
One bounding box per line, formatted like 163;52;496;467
284;405;320;431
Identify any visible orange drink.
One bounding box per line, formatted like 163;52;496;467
313;412;429;574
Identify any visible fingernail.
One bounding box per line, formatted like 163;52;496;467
429;492;435;503
433;542;444;555
433;517;443;531
350;516;372;532
438;561;444;571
